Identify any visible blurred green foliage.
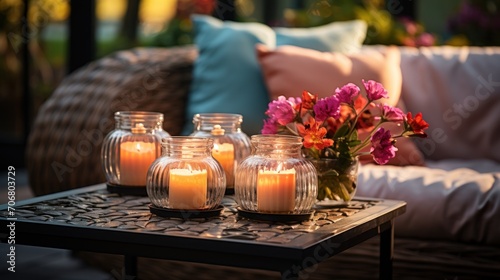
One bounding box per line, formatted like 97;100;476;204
148;0;438;48
283;0;436;46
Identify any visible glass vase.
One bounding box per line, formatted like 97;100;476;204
146;137;226;210
235;135;317;214
189;113;251;193
309;157;359;203
101;111;170;188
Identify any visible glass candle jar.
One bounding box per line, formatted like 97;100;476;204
147;137;226;210
235;135;318;214
101;111;170;188
189;113;251;192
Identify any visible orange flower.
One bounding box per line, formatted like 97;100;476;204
297;117;334;150
301;91;317;110
356;109;375;130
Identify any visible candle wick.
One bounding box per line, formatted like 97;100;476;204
132;123;146;134
211;125;225;136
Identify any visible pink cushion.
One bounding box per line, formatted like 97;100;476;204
256;44;402;106
257;45;424;166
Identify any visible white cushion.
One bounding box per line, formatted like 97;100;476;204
357;159;500;245
399;46;500;162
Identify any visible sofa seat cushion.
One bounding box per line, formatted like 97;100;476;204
357;159;500;245
183;15;367;136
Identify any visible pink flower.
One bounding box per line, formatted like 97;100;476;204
260;79;429;169
416;32;435;47
266;96;296;125
400;17;418;36
362;79;388;102
313;96;340;121
379;104;404;122
261;119;278;134
286;96;302;108
370;128;397;165
335;83;360;104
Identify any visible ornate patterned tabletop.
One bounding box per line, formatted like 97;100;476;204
0;183;405;280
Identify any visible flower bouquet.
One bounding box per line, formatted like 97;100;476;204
261;80;429;201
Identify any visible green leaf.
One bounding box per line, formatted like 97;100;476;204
348;140;361;147
349;128;358;141
321;169;340;177
333;123;350;138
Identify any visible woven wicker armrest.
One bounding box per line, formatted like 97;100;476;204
26;46;197;196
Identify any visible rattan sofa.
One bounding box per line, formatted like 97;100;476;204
26;45;500;279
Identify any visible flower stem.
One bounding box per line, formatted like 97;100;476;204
346;101;371;138
350;121;384;155
285;124;299;136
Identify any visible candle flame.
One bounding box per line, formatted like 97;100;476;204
135;143;141;152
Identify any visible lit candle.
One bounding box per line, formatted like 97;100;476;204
169;169;207;209
120;141;156;186
257;169;296;213
212;143;234;187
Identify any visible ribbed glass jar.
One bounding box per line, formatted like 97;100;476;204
189;113;251;192
101;111;170;187
235;135;318;214
146;137;226;210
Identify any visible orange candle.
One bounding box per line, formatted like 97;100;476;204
169;169;207;209
257;169;296;213
120;141;156;186
212;143;234;187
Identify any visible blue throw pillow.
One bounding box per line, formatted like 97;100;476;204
274;20;368;53
183;15;275;136
182;15;367;136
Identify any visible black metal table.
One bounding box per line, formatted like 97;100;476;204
0;184;406;280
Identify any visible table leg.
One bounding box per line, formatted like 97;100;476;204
379;220;394;280
122;255;138;280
